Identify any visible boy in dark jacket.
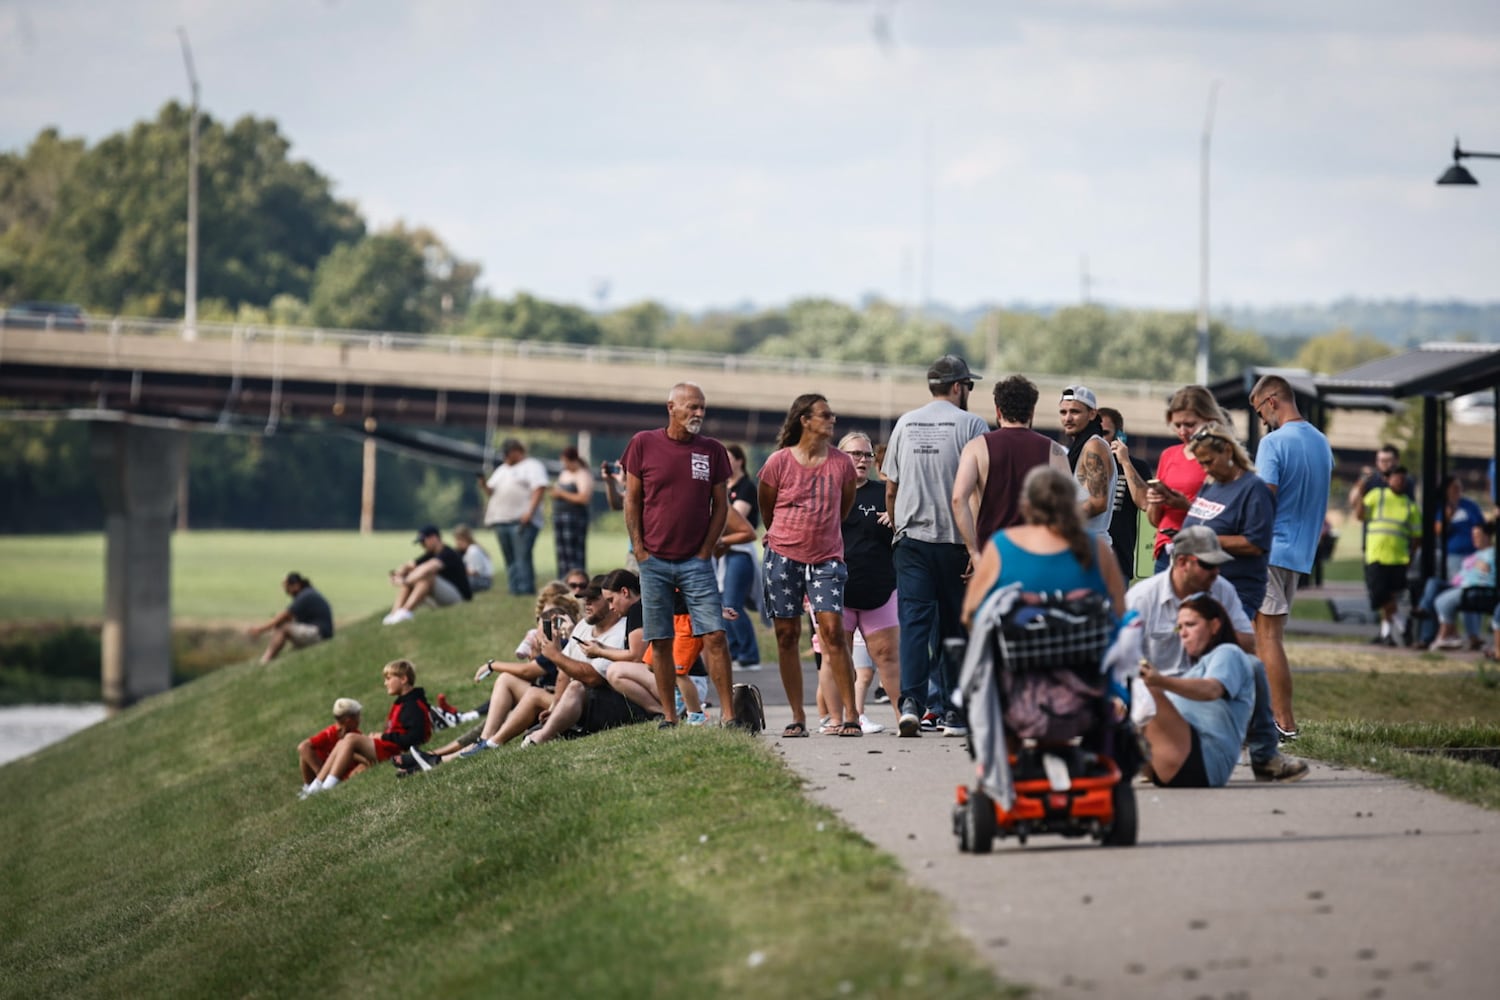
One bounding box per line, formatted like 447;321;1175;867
301;660;431;798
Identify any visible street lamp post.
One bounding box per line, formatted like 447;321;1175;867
1436;139;1500;185
1195;82;1220;387
177;28;200;341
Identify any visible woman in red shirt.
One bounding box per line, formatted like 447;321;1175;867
758;394;859;738
1146;385;1230;573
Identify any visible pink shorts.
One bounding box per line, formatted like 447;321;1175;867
843;590;898;639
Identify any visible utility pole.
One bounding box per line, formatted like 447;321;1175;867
178;28;200;342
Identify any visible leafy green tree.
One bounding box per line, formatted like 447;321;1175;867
987;306;1271;382
599;300;673;348
308;232;428;332
1292;328;1393;375
6;103;363;315
460;292;602;343
750;298;961;366
0;128;86;301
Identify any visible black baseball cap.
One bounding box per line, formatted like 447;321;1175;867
927;354;980;388
413;524;441;543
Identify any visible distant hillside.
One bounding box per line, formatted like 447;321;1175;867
690;296;1500;347
832;297;1500;346
1217;299;1500;346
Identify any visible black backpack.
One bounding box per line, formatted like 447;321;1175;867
731;683;765;734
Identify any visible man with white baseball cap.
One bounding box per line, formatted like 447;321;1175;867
1057;384;1116;536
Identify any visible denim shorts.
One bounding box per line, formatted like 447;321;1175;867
637;555;725;642
763;548;848;619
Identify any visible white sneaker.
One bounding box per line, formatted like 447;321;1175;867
859;714;885;735
299;783;321;800
384;608;415;625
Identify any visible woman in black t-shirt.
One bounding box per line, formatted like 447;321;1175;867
833;432;902;731
720;443;762;669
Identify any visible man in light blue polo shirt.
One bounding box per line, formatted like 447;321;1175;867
1249;374;1333;742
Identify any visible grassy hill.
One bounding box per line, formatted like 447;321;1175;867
0;593;1007;999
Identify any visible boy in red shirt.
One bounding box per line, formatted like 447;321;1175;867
301;659;431;798
297;697;363;794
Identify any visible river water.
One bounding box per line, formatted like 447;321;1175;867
0;704;107;766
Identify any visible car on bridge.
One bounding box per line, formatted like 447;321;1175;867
2;301;87;332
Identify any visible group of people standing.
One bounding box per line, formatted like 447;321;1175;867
478;438;595;596
1353;444;1499;655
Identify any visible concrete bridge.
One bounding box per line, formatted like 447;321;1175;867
6;318;1482;449
2;317;1491;710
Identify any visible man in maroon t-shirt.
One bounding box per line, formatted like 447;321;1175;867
622;382;740;728
951;374;1070;567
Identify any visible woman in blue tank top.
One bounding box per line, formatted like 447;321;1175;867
962;466;1127;627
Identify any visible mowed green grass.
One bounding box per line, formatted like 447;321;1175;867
0;593;1008;1000
0;526;636;625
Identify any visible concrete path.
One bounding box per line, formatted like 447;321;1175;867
757;696;1500;999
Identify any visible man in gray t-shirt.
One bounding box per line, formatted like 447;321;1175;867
884;355;989;738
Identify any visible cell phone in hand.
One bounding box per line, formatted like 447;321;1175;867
1147;479;1166;491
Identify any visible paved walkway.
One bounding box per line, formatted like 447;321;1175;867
755;694;1500;999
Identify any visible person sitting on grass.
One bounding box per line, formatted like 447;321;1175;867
400;582;581;770
297;698;362;795
453;524;495;594
383;526;472;625
524;578;653;745
301;659;431;798
1137;595;1295;788
434;592;588;762
248;572;334;664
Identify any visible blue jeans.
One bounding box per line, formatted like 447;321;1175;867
1417;578;1481;645
720;549;760;664
1246;658;1279;765
892;538;969;715
638;555;724;642
494;521;539;595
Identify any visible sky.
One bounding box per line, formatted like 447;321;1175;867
2;0;1499;314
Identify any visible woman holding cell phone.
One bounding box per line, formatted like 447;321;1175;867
1145;385;1231;573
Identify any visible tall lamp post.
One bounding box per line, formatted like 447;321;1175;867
1436;137;1500;541
1437;139;1500;185
177;28;200;341
1195;81;1220;386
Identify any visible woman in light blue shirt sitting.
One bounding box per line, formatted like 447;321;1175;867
1138;593;1257;787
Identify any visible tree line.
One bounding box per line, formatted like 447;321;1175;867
1;104;1403;532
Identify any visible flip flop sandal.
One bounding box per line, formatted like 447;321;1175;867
838;721;863;737
782;721;809;738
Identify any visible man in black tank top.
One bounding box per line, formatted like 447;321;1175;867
952;375;1071;568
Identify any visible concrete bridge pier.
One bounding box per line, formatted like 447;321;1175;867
90;422;188;712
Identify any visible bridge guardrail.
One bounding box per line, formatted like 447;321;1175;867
1;313;1184;404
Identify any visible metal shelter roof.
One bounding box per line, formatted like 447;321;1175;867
1315;342;1500;398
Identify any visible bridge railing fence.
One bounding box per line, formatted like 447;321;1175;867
17;313;1180;404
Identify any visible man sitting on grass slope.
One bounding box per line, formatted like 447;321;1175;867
525;576;654;745
302;659;432;798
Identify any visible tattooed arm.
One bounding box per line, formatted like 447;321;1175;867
1077;439;1111;518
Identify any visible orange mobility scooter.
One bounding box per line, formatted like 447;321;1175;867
950;585;1139;853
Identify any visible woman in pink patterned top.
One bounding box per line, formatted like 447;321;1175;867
758;393;860;737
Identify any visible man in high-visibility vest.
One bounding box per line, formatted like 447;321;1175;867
1353;464;1422;647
